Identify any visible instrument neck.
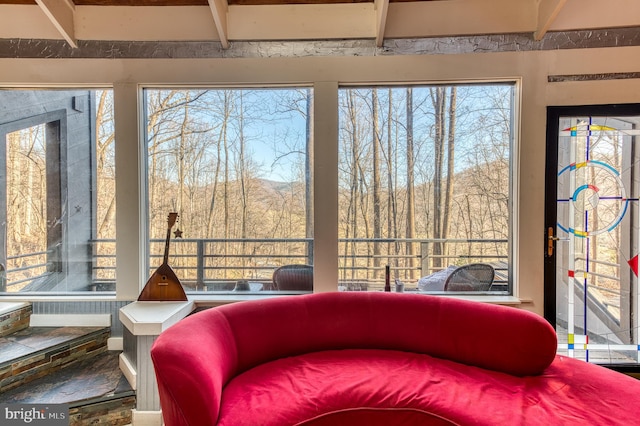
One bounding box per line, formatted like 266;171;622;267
163;227;171;264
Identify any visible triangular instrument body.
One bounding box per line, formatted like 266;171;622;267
138;212;187;302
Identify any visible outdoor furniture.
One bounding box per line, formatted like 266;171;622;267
232;280;263;292
151;292;640;425
417;265;457;291
272;264;313;291
443;263;495;292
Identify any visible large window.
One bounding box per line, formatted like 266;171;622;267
0;85;514;296
144;88;313;293
338;84;515;293
0;89;116;293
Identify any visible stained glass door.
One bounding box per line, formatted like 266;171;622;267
545;105;640;366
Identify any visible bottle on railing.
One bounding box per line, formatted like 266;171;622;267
384;265;391;292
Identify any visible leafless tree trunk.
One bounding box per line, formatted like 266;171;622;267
371;89;382;278
206;92;230;237
406;88;416;279
223;92;231;278
176;92;190;217
386;89;400;271
238;92;248;269
357;157;372;280
442;87;457;256
431;87;446;268
347;91;359;281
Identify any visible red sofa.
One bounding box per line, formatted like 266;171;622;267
151;292;640;425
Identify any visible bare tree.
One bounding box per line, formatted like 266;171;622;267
372;89;382;278
206;91;230;237
95;90;116;239
406;88;416;279
238;92;248;268
345;90;359;281
442;87;457;256
386;89;400;271
429;86;452;269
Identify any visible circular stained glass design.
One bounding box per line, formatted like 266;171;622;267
557;160;629;238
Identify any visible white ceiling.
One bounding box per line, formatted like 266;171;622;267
0;0;639;50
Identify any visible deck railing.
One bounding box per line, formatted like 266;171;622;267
2;238;509;292
1;250;49;292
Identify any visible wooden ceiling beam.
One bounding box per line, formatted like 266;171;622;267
374;0;389;47
35;0;77;47
208;0;230;48
534;0;567;41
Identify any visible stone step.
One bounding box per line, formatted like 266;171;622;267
0;326;110;393
0;350;135;426
0;302;32;338
0;305;134;424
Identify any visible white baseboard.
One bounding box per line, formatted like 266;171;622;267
131;410;163;426
119;352;137;390
108;336;123;351
30;314;111;327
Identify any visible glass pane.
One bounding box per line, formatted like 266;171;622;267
5;125;47;291
144;88;313;293
337;85;513;292
555;115;640;364
95;90;117;288
0;89;116;293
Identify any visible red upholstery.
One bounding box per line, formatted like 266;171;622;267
151;292;640;426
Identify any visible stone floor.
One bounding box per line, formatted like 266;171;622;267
0;350;131;405
0;320;135;426
0;350;135;425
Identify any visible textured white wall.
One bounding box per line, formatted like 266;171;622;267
1;44;640;314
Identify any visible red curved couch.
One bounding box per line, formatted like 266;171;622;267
151;292;640;425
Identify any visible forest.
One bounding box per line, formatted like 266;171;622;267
141;84;513;287
4;84;513;291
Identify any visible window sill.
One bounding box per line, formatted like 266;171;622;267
188;292;525;307
437;294;525;305
120;300;195;336
0;292;117;302
119;293;527;337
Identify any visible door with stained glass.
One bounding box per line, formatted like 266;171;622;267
545;105;640;366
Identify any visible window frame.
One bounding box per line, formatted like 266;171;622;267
335;81;519;295
141;85;316;294
138;80;520;297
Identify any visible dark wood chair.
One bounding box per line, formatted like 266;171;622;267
272;264;313;291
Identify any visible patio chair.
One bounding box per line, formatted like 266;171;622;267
272;264;313;291
443;263;495;292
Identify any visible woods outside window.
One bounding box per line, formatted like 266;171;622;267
337;84;515;293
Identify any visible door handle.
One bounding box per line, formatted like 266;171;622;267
547;227;558;257
546;227;569;256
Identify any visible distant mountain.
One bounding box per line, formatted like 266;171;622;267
259;179;298;194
